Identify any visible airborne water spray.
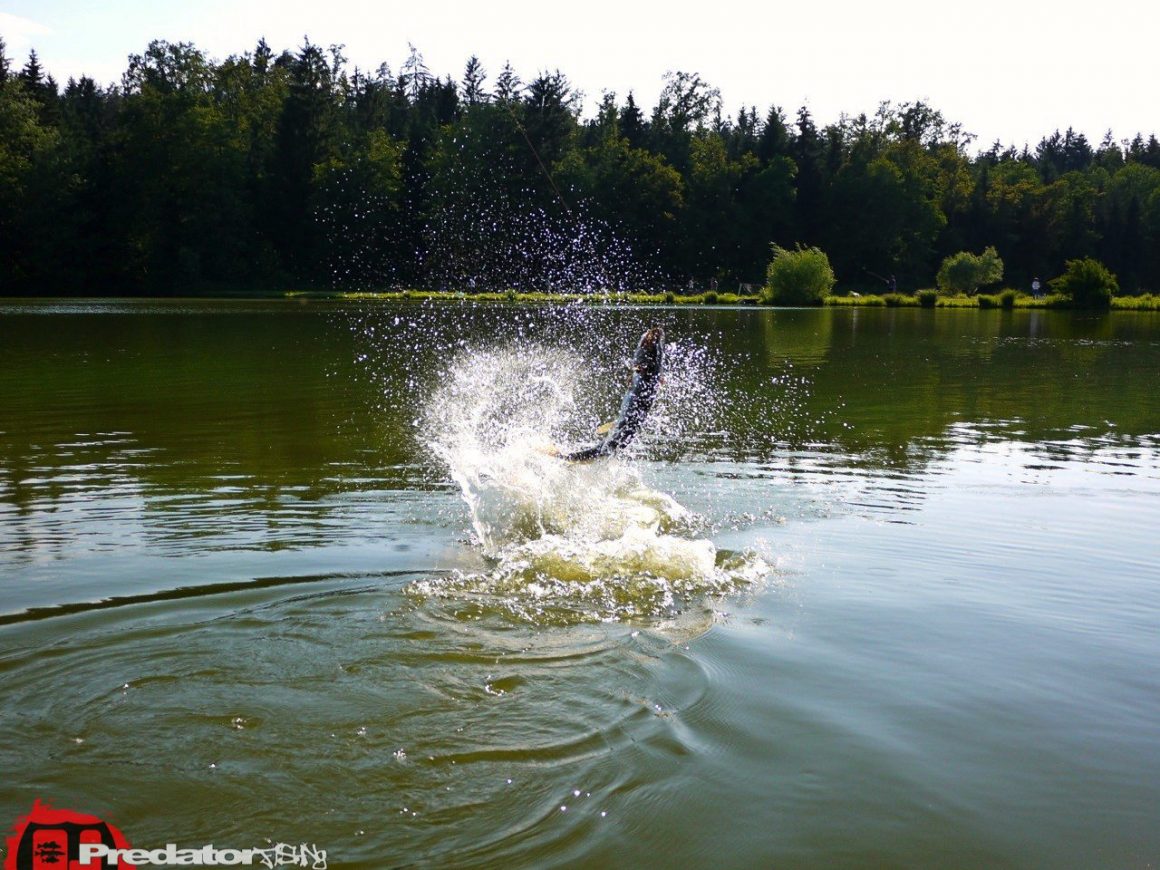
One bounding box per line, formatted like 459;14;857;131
398;312;770;624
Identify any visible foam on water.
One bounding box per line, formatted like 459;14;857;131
409;341;768;623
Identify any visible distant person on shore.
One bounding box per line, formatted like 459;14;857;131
864;268;896;293
1032;277;1042;298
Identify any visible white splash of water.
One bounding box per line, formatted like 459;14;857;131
411;342;768;623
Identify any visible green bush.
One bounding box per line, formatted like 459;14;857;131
977;294;1000;308
1112;293;1160;310
916;289;938;307
702;290;718;304
936;246;1004;295
937;293;979;308
1050;258;1117;308
825;293;885;306
883;293;905;307
765;244;836;304
999;289;1018;309
664;291;676;303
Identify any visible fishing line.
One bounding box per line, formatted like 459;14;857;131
502;99;573;215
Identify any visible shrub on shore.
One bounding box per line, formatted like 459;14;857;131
936;247;1004;295
764;244;836;304
825;293;886;307
1050;258;1117;309
935;294;977;307
883;293;923;307
1111;293;1160;310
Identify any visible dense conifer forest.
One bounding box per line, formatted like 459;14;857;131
2;36;1158;296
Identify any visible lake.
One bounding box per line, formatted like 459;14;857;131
1;300;1158;868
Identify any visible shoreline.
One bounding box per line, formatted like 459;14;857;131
290;288;1160;311
3;290;1157;311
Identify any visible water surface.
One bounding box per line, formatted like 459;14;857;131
1;301;1158;867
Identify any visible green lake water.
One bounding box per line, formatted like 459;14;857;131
1;300;1158;867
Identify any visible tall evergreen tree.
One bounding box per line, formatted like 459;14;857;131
401;43;431;101
17;49;60;125
757;105;790;164
618;92;646;148
494;61;522;103
462;55;487;106
523;70;577;167
270;39;339;279
792;106;825;245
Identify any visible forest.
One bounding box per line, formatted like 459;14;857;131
2;36;1159;296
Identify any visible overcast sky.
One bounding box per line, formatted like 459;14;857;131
2;0;1158;151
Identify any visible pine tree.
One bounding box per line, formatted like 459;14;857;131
18;49;60;125
254;38;273;78
401;43;431;101
523;70;577;165
728;105;759;160
793;106;825;244
757;105;790;164
494;61;521;103
1140;135;1160;169
1035;131;1064;182
270;39;339;277
19;48;43;89
462;55;487;106
618;92;646;148
593;91;618;140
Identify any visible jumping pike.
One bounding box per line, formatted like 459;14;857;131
560;326;665;462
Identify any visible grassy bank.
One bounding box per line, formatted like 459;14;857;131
285;288;1160;311
288;289;762;306
826;290;1160;310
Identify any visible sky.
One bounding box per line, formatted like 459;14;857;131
2;0;1158;151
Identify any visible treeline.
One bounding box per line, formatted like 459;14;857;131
2;36;1160;296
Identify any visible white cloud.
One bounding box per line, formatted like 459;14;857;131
0;11;52;56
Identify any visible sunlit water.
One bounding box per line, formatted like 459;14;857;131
1;301;1158;867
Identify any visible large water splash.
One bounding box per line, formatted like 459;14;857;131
408;337;769;623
